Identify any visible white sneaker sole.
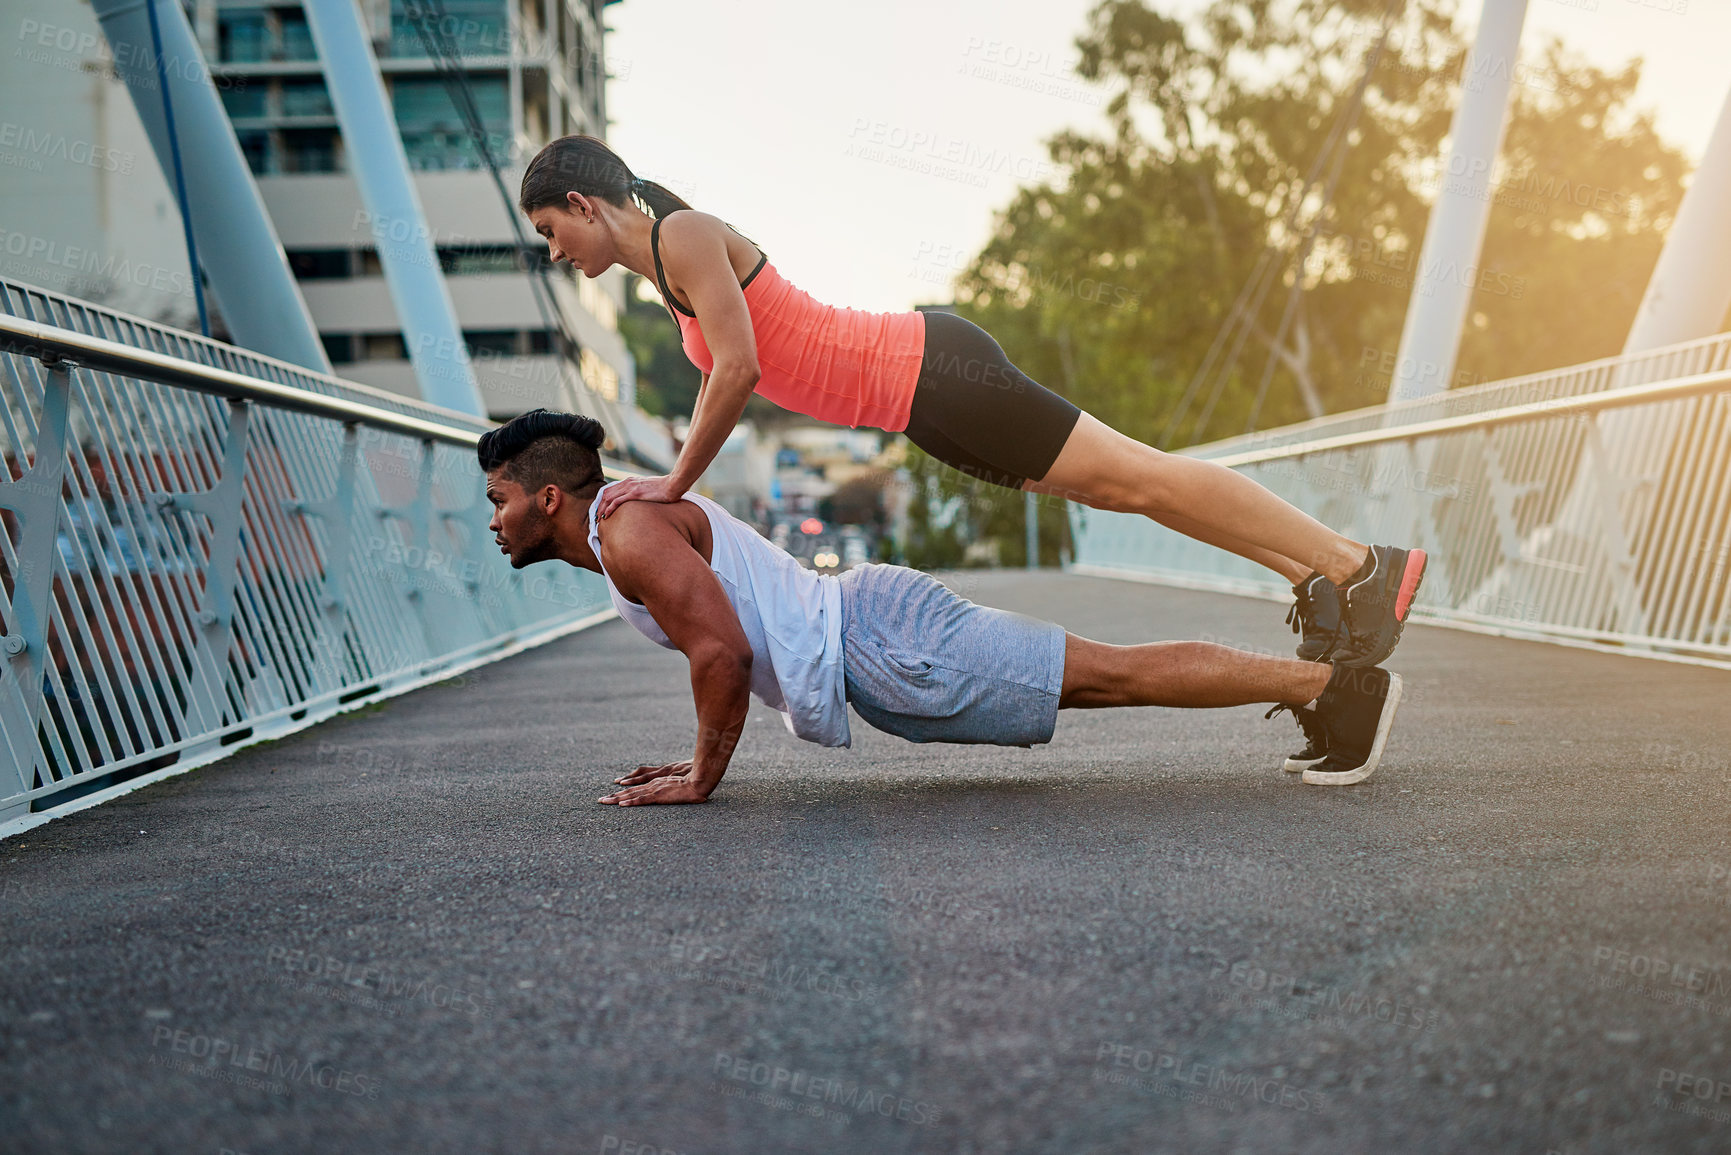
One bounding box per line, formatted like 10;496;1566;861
1282;753;1327;773
1301;672;1403;786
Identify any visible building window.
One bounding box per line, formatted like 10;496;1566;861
221;85;268;120
392;75;509;170
280;78;334;118
277;9;316;61
438;246;522;275
321;333;356;363
463;330;518;356
363;334;408;360
235;130;270;175
580;346;618;402
280;128;341;174
576;273;617;331
288;250;351;280
218;12;268;63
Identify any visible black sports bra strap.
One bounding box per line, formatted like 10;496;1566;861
741;251;768;290
650;217;697;319
650;216;770;321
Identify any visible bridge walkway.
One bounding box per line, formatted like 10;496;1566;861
5;572;1728;1154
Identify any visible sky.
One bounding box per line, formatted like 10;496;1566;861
601;0;1731;315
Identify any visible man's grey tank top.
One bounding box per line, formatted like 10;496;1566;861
585;482;851;747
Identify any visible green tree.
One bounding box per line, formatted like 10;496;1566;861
1452;41;1689;384
899;446;1071;570
922;0;1693;564
617;273;701;419
950;0;1691;445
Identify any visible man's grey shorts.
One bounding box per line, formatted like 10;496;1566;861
837;564;1067;746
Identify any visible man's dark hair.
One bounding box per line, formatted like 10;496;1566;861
477;409;606;497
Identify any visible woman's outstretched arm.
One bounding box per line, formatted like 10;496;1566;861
597;215;759;519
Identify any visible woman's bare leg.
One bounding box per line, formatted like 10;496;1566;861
1028;478;1314;587
1059;634;1331;709
1031;412;1370;587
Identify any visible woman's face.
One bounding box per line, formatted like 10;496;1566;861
529;199;604;278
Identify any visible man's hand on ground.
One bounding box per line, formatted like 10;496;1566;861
595;475;684;520
612;760;692;788
599;762;714;806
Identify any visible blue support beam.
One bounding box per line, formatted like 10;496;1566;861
301;0;488;418
90;0;333;374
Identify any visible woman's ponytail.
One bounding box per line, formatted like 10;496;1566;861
520;135;693;219
626;174;691;220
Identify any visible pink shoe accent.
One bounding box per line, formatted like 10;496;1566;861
1394;550;1427;620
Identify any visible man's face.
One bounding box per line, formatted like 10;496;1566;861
486;471;559;568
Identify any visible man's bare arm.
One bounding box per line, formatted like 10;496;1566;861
594;503;751;806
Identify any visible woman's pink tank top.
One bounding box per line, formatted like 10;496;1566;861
652;217;925;433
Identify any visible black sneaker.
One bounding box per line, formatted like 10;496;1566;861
1266;702;1329;773
1335;546;1427;668
1287;573;1342;662
1270;573;1340;771
1302;664;1403;786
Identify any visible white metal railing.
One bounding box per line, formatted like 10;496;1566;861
0;278;630;831
1070;331;1731;666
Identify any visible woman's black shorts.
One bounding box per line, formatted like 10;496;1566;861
901;310;1083;488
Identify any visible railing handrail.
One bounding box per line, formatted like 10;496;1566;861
15;311;1724;481
1190;328;1731;458
1073;331;1731;670
0;314;637;477
1;294;631;831
1195;367;1731;467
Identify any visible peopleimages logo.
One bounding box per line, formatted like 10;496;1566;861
711;1052;941;1126
1591;944;1731;998
1658;1066;1731;1103
16;19;246;91
0;228;192;295
1208;958;1438;1031
1094;1042;1327;1114
845;118;1057;184
148;1025;382;1098
1652;1066;1731;1125
0;122;133;173
265;945;492;1017
666;932;883;1004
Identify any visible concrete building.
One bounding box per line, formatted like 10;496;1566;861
199;0;643;441
0;0;664;460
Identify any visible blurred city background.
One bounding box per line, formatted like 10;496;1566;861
7;0;1723;581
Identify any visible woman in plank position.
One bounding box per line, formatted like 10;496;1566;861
517;136;1426;771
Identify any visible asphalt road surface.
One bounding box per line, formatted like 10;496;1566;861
5;571;1730;1155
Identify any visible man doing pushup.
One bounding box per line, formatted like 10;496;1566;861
478;410;1407;805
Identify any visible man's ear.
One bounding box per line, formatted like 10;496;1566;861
538;484;564;516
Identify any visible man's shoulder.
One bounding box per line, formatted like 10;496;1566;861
597;497;676;545
596;499;705;570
